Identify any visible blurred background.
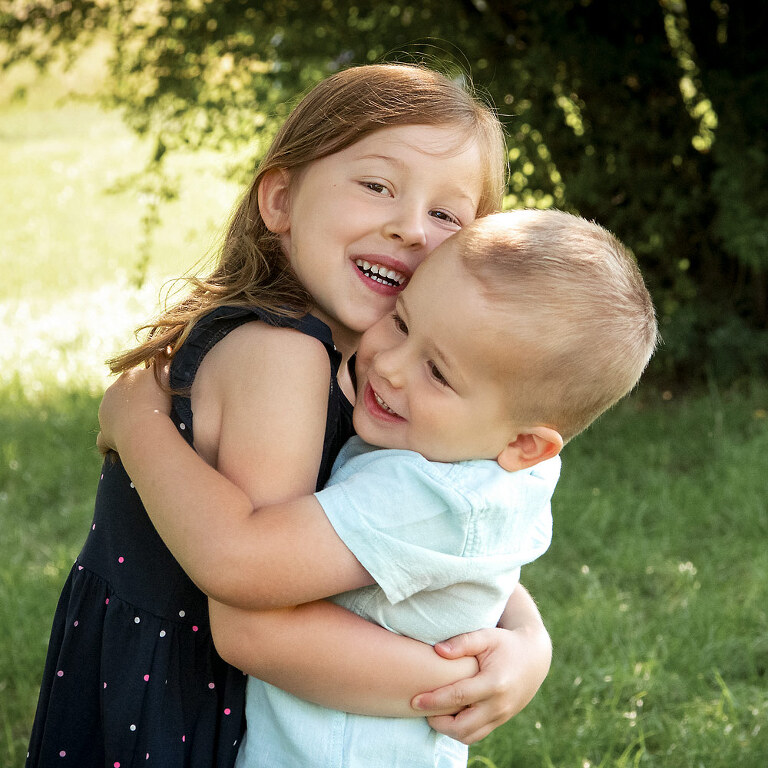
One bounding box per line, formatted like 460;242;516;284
1;2;766;766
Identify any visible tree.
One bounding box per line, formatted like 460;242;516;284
3;0;766;381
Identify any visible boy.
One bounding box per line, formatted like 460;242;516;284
99;209;658;768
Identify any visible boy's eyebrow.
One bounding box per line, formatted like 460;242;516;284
398;296;465;388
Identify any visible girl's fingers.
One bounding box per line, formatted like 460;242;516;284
426;708;501;745
432;628;496;659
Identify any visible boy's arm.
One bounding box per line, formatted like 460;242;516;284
208;598;478;718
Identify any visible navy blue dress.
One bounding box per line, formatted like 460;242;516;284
26;306;354;768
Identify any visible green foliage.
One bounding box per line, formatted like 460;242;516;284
1;0;766;381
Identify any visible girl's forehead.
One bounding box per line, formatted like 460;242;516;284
353;124;479;159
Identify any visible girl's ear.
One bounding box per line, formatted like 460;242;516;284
496;427;563;472
257;168;292;234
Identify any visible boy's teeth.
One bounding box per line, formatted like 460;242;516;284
374;392;397;415
355;260;405;286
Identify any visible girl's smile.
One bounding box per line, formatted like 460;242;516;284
274;124;485;358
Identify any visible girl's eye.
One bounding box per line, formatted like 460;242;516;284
428;362;450;387
430;209;460;226
391;312;408;334
363;181;391;196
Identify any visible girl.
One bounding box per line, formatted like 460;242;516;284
27;63;551;768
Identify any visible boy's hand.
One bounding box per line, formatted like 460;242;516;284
411;624;551;745
97;361;172;455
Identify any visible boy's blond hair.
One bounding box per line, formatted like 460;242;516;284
459;209;658;441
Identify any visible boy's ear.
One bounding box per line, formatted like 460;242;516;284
497;427;563;472
257;168;292;234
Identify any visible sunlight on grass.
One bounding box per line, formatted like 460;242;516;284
0;277;167;394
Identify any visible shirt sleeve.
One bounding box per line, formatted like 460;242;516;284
316;451;477;603
315;449;555;605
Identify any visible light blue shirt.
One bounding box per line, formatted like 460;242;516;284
236;437;559;768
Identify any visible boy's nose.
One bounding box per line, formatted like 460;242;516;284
372;346;406;389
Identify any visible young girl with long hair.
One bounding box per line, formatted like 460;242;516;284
27;63;552;768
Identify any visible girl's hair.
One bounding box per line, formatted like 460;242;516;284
110;63;506;373
458;209;659;442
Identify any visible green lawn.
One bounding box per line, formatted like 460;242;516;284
2;61;767;768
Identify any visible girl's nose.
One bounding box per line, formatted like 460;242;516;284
384;206;427;249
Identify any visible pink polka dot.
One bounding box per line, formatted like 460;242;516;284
224;708;231;715
78;565;84;570
114;763;121;768
92;523;96;529
208;682;215;689
182;735;186;743
192;625;198;632
143;674;150;681
118;556;124;564
105;598;110;605
103;682;107;688
59;751;66;757
57;670;64;677
146;754;149;760
73;620;79;627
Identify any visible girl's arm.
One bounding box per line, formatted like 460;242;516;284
99;354;550;740
208;598;478;718
418;585;552;743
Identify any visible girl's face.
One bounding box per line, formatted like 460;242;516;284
275;124;485;355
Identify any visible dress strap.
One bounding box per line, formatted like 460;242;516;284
169;306;342;441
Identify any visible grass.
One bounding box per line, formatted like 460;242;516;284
2;57;767;768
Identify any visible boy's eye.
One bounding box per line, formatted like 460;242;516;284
391;312;408;334
428;361;450;387
430;209;460;226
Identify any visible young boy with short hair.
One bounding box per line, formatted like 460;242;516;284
99;208;658;768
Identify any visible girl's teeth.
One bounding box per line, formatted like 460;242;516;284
355;260;405;286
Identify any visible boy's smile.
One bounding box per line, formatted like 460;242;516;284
352;239;520;465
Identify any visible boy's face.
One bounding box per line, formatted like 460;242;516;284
353;240;521;464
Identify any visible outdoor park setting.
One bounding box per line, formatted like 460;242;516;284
1;1;766;766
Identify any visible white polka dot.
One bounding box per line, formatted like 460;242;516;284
134;616;141;624
178;610;185;617
208;682;215;689
130;724;137;731
130;482;135;488
179;423;186;430
159;630;166;638
73;620;79;627
59;750;66;757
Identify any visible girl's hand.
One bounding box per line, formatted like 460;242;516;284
410;623;551;745
97;362;172;455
